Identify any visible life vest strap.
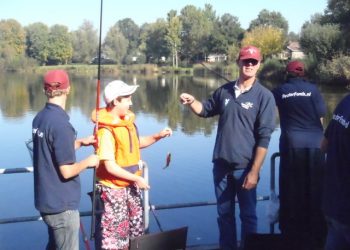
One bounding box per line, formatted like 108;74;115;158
124;164;139;174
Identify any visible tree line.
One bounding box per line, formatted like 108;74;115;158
0;1;349;84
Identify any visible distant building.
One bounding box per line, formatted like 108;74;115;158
286;41;305;59
206;54;227;63
277;41;305;60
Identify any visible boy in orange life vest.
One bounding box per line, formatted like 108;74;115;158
91;80;172;250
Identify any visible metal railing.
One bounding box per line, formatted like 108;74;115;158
0;154;281;233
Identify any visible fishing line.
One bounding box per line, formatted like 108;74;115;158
149;202;164;232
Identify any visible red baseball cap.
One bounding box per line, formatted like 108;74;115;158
286;61;305;76
238;45;262;61
43;70;70;91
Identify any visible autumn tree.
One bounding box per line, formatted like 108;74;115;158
241;26;285;59
46;25;73;65
0;19;26;59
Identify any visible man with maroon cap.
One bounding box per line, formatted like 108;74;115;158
32;69;99;250
272;61;327;249
180;46;275;249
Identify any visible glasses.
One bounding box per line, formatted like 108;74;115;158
241;59;259;66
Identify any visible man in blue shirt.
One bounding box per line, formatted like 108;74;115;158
180;46;275;250
272;61;327;249
32;70;99;250
322;94;350;250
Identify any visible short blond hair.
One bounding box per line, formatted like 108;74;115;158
44;88;69;98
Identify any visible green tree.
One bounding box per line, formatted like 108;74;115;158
227;43;240;63
71;20;98;63
287;31;299;42
165;10;182;67
180;5;214;62
242;26;285;59
323;0;350;49
249;9;289;34
116;18;140;63
138;23;152;63
207;13;243;54
47;25;73;65
300;23;343;61
319;54;350;85
324;0;350;25
25;22;49;65
103;24;128;64
144;19;170;63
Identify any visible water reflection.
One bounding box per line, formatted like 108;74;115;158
0;72;349;130
0;72;349;248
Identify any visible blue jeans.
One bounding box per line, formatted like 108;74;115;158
325;216;350;250
213;162;257;250
41;210;80;250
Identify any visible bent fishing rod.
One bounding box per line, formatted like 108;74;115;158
177;49;232;83
199;61;232;82
90;0;103;241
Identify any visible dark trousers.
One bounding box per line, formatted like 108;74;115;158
213;161;257;250
279;148;327;250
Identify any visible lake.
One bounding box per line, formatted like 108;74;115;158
0;71;347;249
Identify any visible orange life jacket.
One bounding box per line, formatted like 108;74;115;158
91;108;142;188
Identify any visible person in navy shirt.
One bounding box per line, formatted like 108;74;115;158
321;94;350;250
180;45;275;250
32;70;99;250
272;61;327;249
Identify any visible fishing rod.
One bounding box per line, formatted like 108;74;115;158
90;0;103;241
177;48;232;83
199;61;232;82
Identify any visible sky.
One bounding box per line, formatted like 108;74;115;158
2;0;329;37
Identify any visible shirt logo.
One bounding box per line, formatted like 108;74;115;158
332;114;349;128
33;128;44;138
282;92;311;99
225;98;230;106
241;102;253;110
247;48;256;55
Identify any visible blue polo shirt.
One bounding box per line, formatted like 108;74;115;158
32;103;80;214
200;80;276;169
323;94;350;225
272;78;326;149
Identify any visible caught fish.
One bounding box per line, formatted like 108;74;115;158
163;152;171;169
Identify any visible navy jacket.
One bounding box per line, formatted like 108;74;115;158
200;80;276;169
32;103;80;214
273;77;326;149
323;94;350;225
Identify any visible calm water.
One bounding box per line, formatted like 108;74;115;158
0;72;348;249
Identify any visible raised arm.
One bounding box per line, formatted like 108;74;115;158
180;93;203;115
139;127;172;148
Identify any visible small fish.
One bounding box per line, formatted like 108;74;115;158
163;152;171;169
